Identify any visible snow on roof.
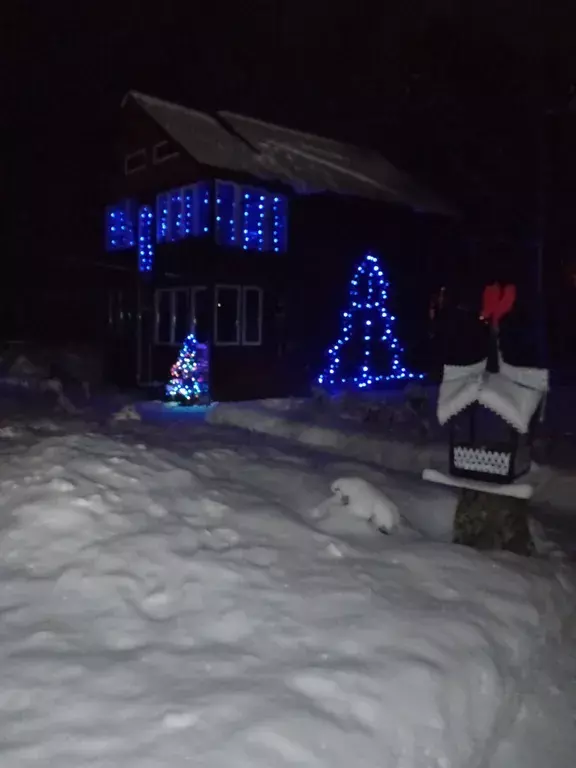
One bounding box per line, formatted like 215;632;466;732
123;91;454;216
124;92;263;179
219;110;455;215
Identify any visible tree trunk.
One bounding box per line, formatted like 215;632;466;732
453;489;534;555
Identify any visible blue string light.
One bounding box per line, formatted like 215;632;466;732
170;190;184;241
318;252;423;389
165;333;210;402
242;190;264;250
108;184;287;256
183;186;195;236
138;205;154;272
215;181;237;246
105;200;135;251
270;195;287;252
156;192;169;243
198;182;211;235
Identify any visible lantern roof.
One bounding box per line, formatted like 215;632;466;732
437;358;549;434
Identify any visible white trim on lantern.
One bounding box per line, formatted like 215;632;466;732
422;468;534;500
437;350;549;434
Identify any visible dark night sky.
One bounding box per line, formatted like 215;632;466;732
5;1;576;256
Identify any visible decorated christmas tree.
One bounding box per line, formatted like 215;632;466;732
165;333;210;404
317;252;423;389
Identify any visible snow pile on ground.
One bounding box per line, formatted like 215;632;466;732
0;432;575;767
208;397;446;472
207;398;576;511
0;345;103;411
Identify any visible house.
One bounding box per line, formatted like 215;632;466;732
104;90;460;401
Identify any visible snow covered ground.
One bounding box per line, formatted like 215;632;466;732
0;398;575;767
207;394;576;512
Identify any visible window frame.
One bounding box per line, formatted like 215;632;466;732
154;287;193;346
214;284;241;346
241;286;263;346
124;149;147;175
190;286;209;341
107;289;128;336
152;140;180;165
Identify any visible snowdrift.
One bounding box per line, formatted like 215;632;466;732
207;398;576;511
0;433;574;767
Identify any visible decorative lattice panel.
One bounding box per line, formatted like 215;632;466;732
453;446;511;477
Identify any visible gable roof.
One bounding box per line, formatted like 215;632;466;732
122;90;455;216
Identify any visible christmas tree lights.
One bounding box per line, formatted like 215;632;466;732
318;252;423;389
166;333;210;403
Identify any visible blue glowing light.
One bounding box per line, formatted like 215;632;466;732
317;252;424;389
138;205;154;272
156;184;211;242
150;182;286;252
169;190;184;241
166;333;210;403
198;182;211;235
156;192;170;243
270;194;287;253
242;189;265;251
183;185;195;236
215;181;237;246
105;200;136;251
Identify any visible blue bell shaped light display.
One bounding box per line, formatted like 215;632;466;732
317;252;423;390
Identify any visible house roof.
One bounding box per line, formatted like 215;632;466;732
122;91;455;216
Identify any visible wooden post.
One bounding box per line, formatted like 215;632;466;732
453;489;534;556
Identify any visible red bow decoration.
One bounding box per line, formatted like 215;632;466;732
481;283;516;328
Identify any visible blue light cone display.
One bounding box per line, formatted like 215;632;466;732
318;253;424;389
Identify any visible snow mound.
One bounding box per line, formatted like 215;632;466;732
0;434;574;767
208;399;576;511
330;476;401;533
